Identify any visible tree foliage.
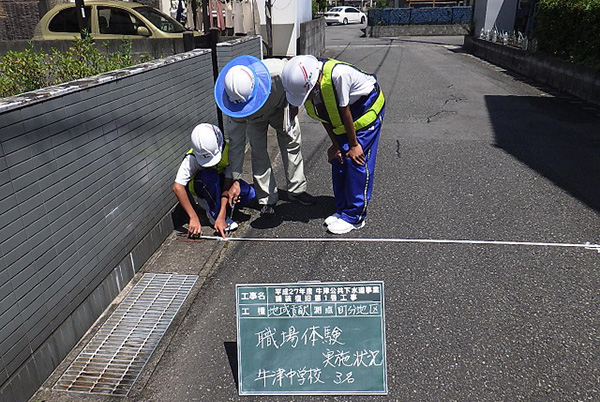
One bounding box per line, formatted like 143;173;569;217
312;0;328;17
0;34;148;98
535;0;600;69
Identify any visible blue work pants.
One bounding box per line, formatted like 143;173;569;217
331;108;385;225
187;168;255;220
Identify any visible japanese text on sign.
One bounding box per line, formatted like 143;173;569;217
236;281;387;395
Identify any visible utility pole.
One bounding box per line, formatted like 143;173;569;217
265;0;273;57
74;0;88;39
210;28;224;133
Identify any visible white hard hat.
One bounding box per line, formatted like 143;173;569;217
190;123;224;167
224;65;255;103
282;55;321;107
214;55;272;118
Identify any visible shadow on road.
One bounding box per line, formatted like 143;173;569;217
250;193;336;230
487;95;600;212
223;342;239;388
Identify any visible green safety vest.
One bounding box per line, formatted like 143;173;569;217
304;59;385;135
185;142;229;197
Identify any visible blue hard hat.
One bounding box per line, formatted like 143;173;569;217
214;55;272;118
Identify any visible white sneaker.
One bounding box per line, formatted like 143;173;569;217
225;217;238;232
327;218;365;234
324;213;342;226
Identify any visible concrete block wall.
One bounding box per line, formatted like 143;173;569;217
216;35;263;71
368;23;470;37
0;35;262;402
0;0;40;41
298;18;325;57
464;36;600;107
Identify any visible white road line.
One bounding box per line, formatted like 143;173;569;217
327;43;461;49
200;235;600;253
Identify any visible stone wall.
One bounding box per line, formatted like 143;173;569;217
0;0;41;41
0;35;261;402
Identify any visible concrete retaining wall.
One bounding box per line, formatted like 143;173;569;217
367;23;470;37
464;36;600;107
0;35;261;402
298;18;326;56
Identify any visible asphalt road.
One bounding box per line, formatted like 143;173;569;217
137;25;600;402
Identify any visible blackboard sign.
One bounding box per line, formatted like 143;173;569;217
236;281;387;395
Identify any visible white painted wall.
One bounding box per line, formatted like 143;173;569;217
474;0;519;34
256;0;312;56
160;0;171;13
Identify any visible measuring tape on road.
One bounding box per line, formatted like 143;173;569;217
198;235;600;253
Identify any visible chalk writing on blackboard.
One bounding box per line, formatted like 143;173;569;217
236;281;387;395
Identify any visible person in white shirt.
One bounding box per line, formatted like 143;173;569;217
214;55;316;219
282;55;385;234
173;123;255;238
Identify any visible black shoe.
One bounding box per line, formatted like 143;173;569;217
260;204;276;218
288;191;316;206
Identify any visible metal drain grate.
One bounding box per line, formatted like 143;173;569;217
54;273;198;396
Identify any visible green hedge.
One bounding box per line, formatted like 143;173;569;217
535;0;600;69
0;34;148;98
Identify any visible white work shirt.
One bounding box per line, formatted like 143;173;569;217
316;61;376;107
174;154;231;186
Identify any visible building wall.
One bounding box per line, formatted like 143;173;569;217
0;35;261;402
256;0;312;56
473;0;518;34
473;0;488;34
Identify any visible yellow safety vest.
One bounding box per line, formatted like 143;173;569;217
185;142;229;196
304;59;385;135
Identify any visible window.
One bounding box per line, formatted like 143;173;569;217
346;8;359;13
134;6;185;33
48;6;91;32
98;7;144;35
